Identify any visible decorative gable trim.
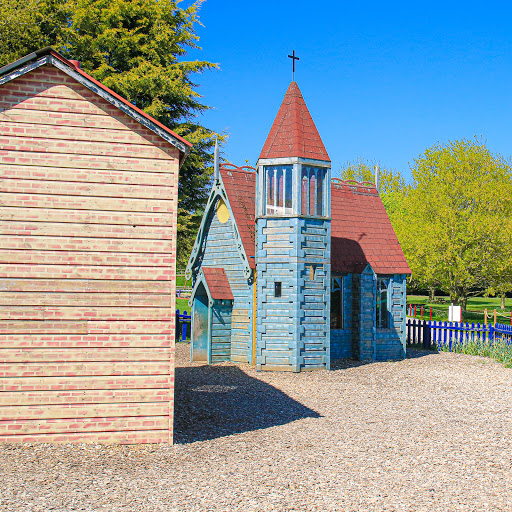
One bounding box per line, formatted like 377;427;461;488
185;176;252;281
189;270;214;306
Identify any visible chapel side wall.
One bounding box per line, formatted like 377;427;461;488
359;269;376;360
0;66;179;444
330;274;352;359
211;302;232;363
200;211;252;363
375;274;407;360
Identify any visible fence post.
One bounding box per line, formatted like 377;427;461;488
422;320;431;349
414;305;417;318
430;306;432;321
421;305;424;320
182;310;188;341
175;309;180;341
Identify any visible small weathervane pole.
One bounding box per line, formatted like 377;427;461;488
288;50;299;81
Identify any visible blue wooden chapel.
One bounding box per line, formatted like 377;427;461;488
185;81;411;372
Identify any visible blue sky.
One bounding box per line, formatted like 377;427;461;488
187;1;512;182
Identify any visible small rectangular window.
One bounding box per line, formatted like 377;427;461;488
274;282;282;297
331;276;343;329
376;278;390;328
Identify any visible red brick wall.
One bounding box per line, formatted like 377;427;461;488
0;65;178;443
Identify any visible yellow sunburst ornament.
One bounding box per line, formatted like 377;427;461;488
216;198;230;223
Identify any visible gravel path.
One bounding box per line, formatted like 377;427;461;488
1;345;512;511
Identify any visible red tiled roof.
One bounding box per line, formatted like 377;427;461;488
221;170;410;275
220;164;256;269
259;82;330;162
330;181;411;274
202;267;234;300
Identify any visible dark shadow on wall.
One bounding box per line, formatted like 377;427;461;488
174;364;321;444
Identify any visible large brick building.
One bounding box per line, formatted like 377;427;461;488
0;48;190;443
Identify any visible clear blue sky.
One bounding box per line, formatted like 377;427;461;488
187;0;512;182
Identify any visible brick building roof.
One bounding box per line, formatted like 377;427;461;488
0;47;192;162
259;82;330;162
202;267;234;300
221;170;410;275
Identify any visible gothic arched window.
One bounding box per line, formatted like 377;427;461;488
301;167;327;216
264;165;292;215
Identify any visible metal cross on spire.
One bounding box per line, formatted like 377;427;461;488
288;50;299;81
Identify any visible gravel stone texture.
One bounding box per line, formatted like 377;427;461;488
1;344;512;511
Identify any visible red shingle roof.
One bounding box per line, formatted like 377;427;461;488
259;82;330;162
221;170;410;275
220;165;256;269
330;181;411;274
202;267;234;300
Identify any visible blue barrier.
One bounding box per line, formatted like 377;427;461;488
176;309;191;341
407;319;512;350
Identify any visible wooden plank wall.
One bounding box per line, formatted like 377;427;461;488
0;65;178;443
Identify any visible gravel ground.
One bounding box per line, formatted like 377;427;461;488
1;344;512;511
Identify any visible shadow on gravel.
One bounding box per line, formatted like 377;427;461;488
174;365;320;444
329;347;434;371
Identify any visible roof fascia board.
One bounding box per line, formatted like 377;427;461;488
47;55;190;158
185;175;252;281
257;157;331;167
0;55;49;87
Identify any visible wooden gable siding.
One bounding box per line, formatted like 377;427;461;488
201;207;252;364
0;65;178;444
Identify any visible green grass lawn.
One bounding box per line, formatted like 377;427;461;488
176;297;190;313
176;274;190;289
408;294;512;324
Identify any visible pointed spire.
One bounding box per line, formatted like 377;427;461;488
259;82;330;162
214;137;220;182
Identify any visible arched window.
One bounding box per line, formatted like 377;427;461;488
301;167;327;216
264;166;293;215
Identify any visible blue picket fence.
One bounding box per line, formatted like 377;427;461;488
406;319;512;351
176;309;191;341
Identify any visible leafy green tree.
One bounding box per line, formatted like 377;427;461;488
397;138;512;311
339;158;406;223
0;0;68;67
0;0;220;267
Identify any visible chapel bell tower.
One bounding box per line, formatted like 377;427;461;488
255;81;331;372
